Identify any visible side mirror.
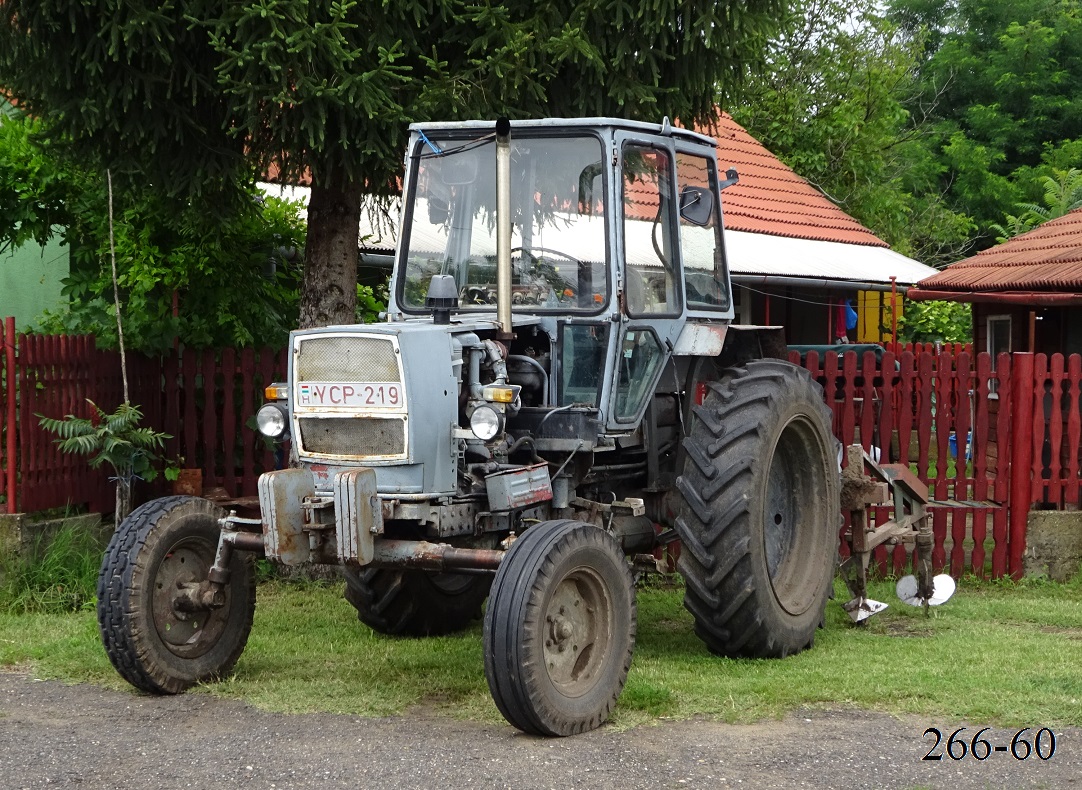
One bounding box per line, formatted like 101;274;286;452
678;185;713;226
428;196;450;224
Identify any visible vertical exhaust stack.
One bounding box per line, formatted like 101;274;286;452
495;118;513;338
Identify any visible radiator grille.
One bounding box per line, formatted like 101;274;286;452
297;417;406;457
295;336;400;383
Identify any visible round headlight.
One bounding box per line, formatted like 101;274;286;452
469;405;502;441
256;403;288;439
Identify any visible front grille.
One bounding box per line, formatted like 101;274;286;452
297;417;406;457
295;336;400;383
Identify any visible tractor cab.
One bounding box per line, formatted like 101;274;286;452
387;118;736;431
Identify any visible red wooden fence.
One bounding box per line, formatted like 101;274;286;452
789;348;1082;579
790;348;1013;578
1;321;286;515
5;319;1082;581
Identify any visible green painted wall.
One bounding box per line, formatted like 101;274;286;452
1;99;69;328
0;237;69;329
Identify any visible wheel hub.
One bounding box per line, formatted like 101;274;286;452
152;541;230;659
542;569;612;695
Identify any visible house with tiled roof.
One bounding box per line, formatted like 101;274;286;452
908;207;1082;356
262;112;935;343
704;113;934;343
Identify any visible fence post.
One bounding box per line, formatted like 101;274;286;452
4;317;15;514
1008;352;1034;579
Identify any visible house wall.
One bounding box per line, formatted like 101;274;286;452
734;283;873;344
972;303;1080;356
0;237;69;328
856;290;903;343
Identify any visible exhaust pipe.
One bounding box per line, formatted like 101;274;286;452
495;117;513;338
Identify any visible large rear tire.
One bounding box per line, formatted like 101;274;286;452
483;520;636;736
675;359;838;658
342;567;491;636
97;496;256;694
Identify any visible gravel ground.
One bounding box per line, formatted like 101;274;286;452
0;669;1077;789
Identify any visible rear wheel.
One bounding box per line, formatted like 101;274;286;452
97;496;256;693
483;520;636;736
675;360;838;658
343;567;491;636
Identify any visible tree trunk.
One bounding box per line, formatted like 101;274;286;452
299;176;364;328
115;476;132;530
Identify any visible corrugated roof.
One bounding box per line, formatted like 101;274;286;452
918;207;1082;291
725;230;935;286
706;113;889;249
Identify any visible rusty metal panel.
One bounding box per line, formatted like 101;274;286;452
672;322;726;356
257;468;314;565
334;467;380;565
485;463;553;512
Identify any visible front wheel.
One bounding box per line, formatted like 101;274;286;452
483;520;636;736
97;496;256;694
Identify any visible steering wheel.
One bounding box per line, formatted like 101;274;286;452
510;246;583;267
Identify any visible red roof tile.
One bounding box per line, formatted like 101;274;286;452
919;207;1082;291
704;113;888;248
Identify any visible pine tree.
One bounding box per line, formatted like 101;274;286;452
0;0;786;326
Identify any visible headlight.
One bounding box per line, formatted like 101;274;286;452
469;404;503;441
256;403;289;439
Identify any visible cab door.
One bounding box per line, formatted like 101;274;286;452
605;133;685;430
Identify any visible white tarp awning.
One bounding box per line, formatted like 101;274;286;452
724;229;936;287
259;183;936;288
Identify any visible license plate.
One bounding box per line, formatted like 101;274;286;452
298;382;403;409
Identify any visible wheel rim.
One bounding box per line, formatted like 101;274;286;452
151;536;230;659
764;416;826;616
542;567;613;698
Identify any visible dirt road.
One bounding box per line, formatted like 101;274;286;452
0;669;1077;789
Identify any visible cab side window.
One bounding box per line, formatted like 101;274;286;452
677;152;730;311
622;145;678;315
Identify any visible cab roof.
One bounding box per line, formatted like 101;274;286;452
408;117;717;149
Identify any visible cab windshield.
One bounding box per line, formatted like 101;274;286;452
399;133;609;313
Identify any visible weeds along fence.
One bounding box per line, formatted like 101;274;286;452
1;317;287;515
4;316;1082;580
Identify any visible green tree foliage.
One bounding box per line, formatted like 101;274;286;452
0;114;307;351
895;300;973;344
0;114;75;250
989;167;1082;240
0;0;788;328
886;0;1082;243
731;0;976;266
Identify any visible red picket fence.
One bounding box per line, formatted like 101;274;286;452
1;317;286;515
789;347;1082;579
157;346;290;500
891;342;973;356
5;317;1082;581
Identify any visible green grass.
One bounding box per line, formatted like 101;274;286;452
2;573;1082;729
0;522;102;614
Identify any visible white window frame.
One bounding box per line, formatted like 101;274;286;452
987;314;1012;396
